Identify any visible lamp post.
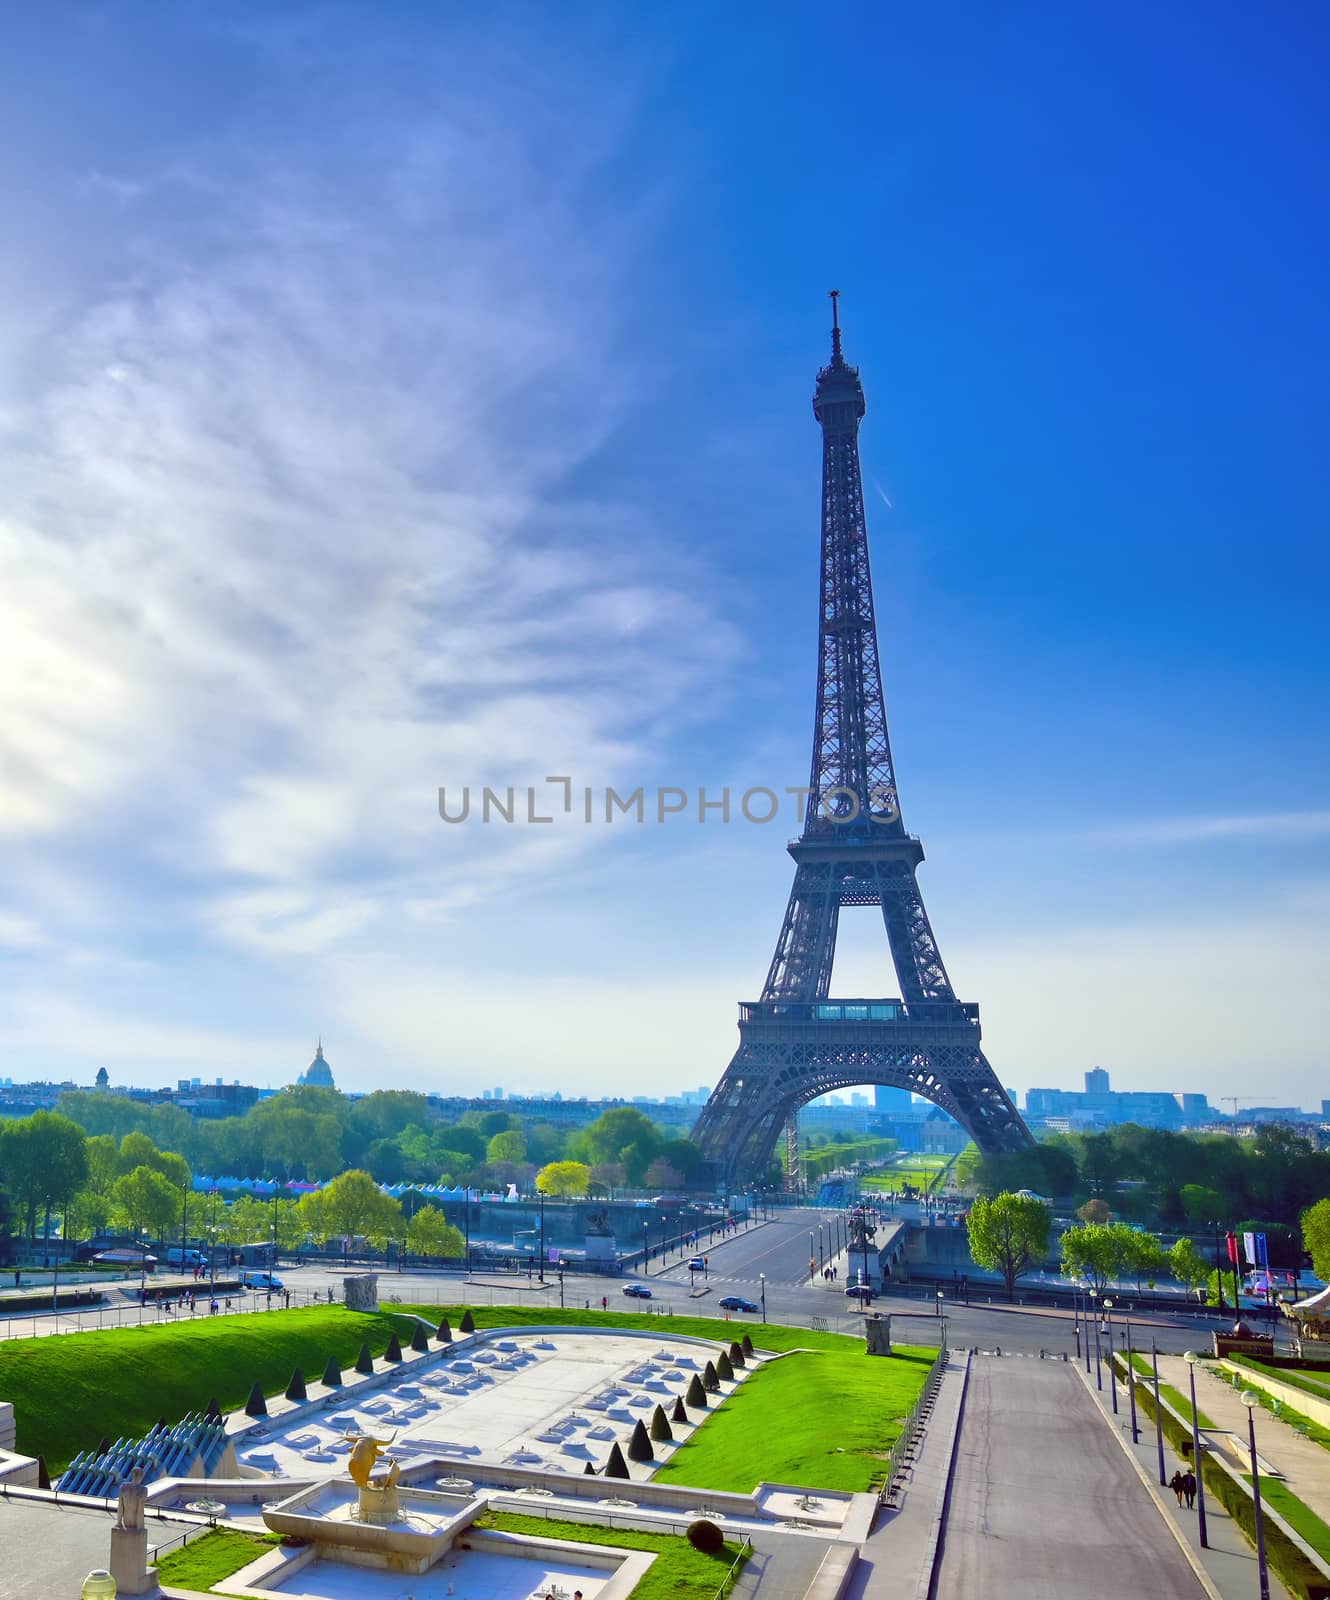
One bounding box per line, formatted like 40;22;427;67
1124;1319;1139;1442
759;1272;767;1323
936;1289;945;1318
1072;1286;1081;1362
538;1190;545;1283
1240;1388;1272;1600
82;1572;117;1599
1092;1293;1103;1391
463;1192;471;1277
1183;1351;1209;1548
1211;1221;1226;1312
1150;1340;1167;1484
817;1224;825;1274
809;1231;816;1282
1104;1298;1119;1415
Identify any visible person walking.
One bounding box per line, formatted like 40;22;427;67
1183;1470;1197;1509
1169;1470;1185;1507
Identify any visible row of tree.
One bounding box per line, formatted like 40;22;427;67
962;1122;1330;1230
49;1087;703;1193
964;1191;1330;1299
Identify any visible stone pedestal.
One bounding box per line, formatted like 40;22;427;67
357;1479;401;1524
343;1273;379;1312
865;1314;892;1357
110;1525;159;1596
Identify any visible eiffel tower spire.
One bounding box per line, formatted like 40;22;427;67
692;303;1031;1184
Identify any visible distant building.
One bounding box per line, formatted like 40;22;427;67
94;1067;109;1090
873;1085;912;1114
1084;1066;1110;1095
298;1041;335;1089
1026;1079;1214;1131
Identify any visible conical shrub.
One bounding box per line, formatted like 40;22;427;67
604;1441;630;1479
322;1356;343;1387
204;1397;223;1423
245;1381;267;1417
460;1309;475;1333
729;1341;745;1367
672;1395;688;1424
355;1342;375;1375
686;1373;708;1409
36;1456;50;1491
650;1404;673;1443
716;1350;734;1382
741;1333;754;1356
436;1316;453;1343
583;1460;597;1475
285;1367;307;1401
95;1436;111;1456
703;1359;720;1392
411;1321;430;1352
384;1332;403;1363
628;1419;654;1462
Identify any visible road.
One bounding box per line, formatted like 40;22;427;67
2;1209;1233;1358
933;1356;1209;1599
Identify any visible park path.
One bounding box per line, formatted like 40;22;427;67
1158;1354;1330;1525
932;1355;1210;1599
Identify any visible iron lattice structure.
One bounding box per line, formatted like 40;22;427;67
693;297;1032;1184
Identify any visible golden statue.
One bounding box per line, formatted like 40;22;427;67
343;1430;398;1489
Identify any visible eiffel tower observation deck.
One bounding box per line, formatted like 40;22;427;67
693;296;1033;1185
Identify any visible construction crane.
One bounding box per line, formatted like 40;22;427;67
1221;1097;1265;1118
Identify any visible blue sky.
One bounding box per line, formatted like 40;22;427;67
1;4;1327;1106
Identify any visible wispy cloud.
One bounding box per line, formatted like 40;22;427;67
1086;810;1330;846
0;32;736;1071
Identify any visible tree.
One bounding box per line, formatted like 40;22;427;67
487;1130;527;1166
966;1193;1051;1297
1302;1198;1330;1281
1061;1221;1138;1292
573;1107;662;1188
645;1159;684;1192
536;1161;591;1197
0;1112;89;1240
1179;1185;1223;1227
113;1166;182;1242
302;1170;403;1248
407;1206;464;1260
1076;1197;1113;1225
1170;1236;1211;1299
1119;1228;1169;1290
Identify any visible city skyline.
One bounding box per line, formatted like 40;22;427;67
1;8;1328;1104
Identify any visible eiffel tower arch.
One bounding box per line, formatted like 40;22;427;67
693;296;1032;1186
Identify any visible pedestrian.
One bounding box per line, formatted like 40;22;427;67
1183;1470;1196;1509
1169;1470;1185;1507
601;1296;608;1312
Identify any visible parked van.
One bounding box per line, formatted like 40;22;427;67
164;1248;207;1270
240;1271;284;1292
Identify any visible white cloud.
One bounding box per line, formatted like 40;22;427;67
0;59;736;1056
1085;810;1330;846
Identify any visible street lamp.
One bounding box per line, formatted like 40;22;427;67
82;1573;117;1599
1183;1351;1210;1548
936;1289;944;1319
759;1272;767;1323
1240;1389;1271;1600
538;1190;545;1283
1150;1339;1166;1485
809;1231;816;1282
1124;1318;1139;1443
1103;1298;1118;1415
1091;1293;1104;1390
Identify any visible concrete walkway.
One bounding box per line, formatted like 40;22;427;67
1084;1356;1297;1600
932;1355;1212;1599
1159;1353;1330;1525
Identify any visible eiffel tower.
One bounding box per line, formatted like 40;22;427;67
693;296;1032;1185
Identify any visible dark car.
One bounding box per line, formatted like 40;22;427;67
622;1283;653;1299
718;1295;758;1313
845;1282;874;1300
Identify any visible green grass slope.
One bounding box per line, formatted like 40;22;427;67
653;1346;933;1492
0;1306;414;1470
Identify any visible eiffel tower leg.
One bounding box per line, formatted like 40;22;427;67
785;1117;801;1194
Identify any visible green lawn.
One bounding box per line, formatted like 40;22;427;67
1125;1353;1215;1429
155;1529;277;1592
654;1345;934;1493
399;1301;896;1355
1242;1359;1330;1405
478;1511;746;1600
1248;1479;1330;1563
0;1305;419;1470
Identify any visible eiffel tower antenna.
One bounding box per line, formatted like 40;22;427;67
692;303;1032;1187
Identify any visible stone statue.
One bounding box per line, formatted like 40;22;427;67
343;1430;397;1489
116;1467;147;1532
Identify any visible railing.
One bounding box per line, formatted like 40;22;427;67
738;998;979;1025
712;1535;753;1600
880;1340;949;1504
